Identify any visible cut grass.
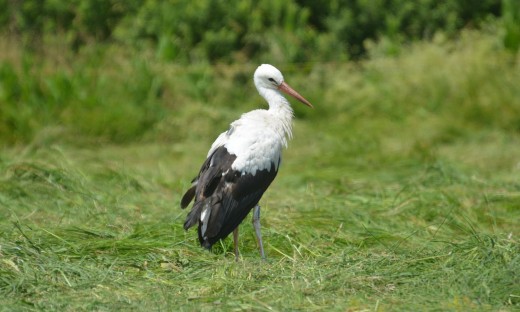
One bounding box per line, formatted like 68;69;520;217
0;134;518;310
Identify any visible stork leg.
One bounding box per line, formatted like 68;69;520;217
233;227;239;261
252;205;266;259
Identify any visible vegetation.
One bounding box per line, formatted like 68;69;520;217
0;0;519;310
0;0;503;61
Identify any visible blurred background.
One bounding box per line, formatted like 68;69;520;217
0;0;518;147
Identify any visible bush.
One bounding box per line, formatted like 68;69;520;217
0;0;503;61
503;0;520;53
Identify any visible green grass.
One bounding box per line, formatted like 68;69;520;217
1;29;519;310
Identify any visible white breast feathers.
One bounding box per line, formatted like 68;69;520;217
209;109;291;175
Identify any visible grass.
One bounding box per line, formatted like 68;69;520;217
1;29;520;310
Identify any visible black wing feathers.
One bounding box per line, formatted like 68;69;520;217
181;145;278;248
212;166;277;245
182;146;236;231
180;146;234;209
180;185;196;209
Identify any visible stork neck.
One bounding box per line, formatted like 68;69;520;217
260;88;294;143
260;89;293;114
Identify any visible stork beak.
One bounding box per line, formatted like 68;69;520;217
278;82;314;108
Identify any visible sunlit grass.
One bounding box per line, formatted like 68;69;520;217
1;140;518;310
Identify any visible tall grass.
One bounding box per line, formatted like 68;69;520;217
1;27;519;147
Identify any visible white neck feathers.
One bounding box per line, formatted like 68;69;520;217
259;88;294;146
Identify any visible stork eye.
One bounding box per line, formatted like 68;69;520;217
268;78;276;83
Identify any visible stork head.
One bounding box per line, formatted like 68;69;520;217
254;64;313;108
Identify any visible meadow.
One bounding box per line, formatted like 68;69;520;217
1;28;519;310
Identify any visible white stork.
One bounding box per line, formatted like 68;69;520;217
180;64;313;259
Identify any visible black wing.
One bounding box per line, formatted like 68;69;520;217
181;146;278;248
180;145;230;209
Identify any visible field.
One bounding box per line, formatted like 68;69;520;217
1;29;519;311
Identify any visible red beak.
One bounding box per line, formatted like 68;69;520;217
278;82;314;108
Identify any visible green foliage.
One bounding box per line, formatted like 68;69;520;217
2;27;518;146
323;0;501;57
0;0;139;50
0;0;502;61
113;0;316;63
0;47;166;144
503;0;520;52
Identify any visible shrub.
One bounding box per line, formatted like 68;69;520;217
0;0;503;61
